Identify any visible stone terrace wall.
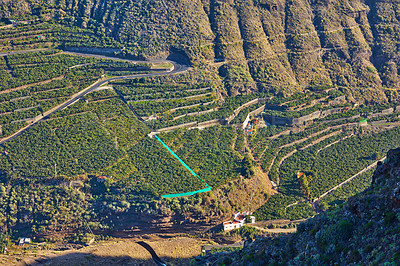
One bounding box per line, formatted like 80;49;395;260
227;98;269;122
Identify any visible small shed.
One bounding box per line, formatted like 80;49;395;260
359;119;368;127
18;237;31;246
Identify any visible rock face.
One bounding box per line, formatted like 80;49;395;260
1;0;400;97
194;148;400;265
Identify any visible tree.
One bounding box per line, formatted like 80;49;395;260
242;154;254;178
371;152;381;161
0;185;6;197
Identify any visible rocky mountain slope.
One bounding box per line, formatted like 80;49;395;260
1;0;400;97
194;147;400;265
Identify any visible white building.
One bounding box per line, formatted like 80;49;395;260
223;220;243;231
223;211;250;231
18;237;31;246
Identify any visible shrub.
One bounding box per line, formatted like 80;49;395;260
384;212;397;226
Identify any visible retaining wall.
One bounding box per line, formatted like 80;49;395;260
197;119;226;128
169;101;214;112
292;111;321;125
154;119;226;134
320;107;343;117
157;122;197;132
227;98;269;122
266;107;346;126
173;108;215;121
369;107;394;118
242;105;267;129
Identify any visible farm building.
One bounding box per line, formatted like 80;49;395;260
18;237;31;246
223;220;243;231
223;211;251;231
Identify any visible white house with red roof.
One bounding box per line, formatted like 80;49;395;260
223;211;251;231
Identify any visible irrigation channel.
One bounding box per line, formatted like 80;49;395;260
153;134;211;198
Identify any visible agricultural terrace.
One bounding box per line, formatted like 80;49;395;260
111;78;275;131
1;19;400;227
0;20;121;52
251;94;400;221
2;65;400;215
0;49;154;139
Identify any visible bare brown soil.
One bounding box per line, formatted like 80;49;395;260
0;236;207;266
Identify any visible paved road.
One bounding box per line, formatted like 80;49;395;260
247;224;297;234
63;51;175;65
136;241;167;266
0;52;189;145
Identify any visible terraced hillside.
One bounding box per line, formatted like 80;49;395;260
249;88;400;221
0;0;400;249
2;0;400;97
195;147;400;265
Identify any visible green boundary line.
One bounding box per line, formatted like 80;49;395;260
154;134;211;198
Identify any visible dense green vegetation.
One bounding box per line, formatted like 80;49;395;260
0;20;122;51
160;126;242;188
280;128;400;200
2;122;84;178
318;168;374;211
2;0;400;247
285;202;315;221
50;112;124;173
1;96;149;178
254;194;299;221
126;138;206;195
0;50;99;91
0;49;155;138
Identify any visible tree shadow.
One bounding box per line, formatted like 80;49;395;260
357;156;372;161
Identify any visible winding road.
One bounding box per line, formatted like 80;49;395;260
0;51;190;145
136;241;167;266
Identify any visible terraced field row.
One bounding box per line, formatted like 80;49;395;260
0;49;154;138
